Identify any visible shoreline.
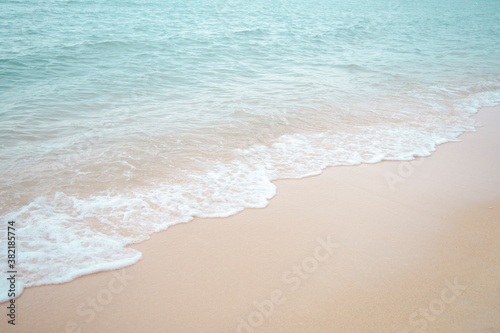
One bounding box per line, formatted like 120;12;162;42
3;105;500;332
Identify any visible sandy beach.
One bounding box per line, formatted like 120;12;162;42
3;105;500;332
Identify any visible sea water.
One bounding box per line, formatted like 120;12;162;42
1;0;500;300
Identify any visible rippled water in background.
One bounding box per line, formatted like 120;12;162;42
1;0;499;299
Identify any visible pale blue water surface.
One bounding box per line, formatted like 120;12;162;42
1;0;500;299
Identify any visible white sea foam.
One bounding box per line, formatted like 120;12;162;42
1;90;499;303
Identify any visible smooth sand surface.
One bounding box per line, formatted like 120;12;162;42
3;106;500;333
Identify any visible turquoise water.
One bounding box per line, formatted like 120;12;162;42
1;0;500;299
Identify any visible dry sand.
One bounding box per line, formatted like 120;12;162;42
2;105;500;333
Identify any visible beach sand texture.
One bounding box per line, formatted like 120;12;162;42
2;105;498;332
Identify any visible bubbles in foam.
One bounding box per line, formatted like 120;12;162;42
2;89;499;302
